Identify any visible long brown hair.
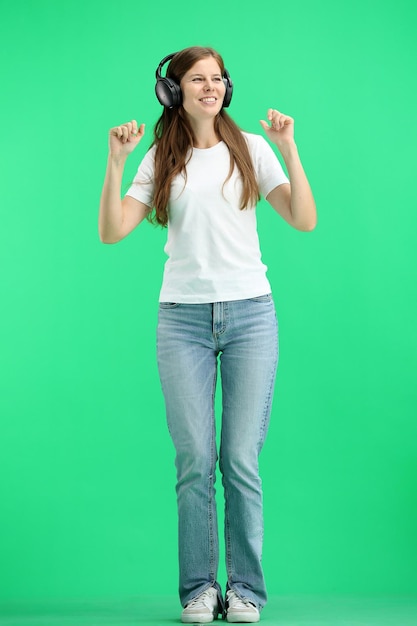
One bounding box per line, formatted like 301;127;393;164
147;47;260;227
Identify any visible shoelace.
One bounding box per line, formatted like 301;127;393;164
188;589;216;609
227;590;255;609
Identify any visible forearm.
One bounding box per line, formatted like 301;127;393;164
280;141;317;231
99;154;127;243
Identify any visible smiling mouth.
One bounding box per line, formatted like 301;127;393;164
199;97;217;103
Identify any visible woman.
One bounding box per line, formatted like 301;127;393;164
99;46;316;624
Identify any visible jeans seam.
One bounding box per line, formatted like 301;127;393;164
208;364;218;580
258;318;278;452
224;481;233;576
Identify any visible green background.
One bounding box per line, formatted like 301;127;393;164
1;0;416;608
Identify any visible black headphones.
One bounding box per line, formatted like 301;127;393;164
155;52;233;109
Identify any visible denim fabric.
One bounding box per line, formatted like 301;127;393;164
156;295;278;611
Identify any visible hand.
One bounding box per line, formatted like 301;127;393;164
260;109;295;150
109;120;145;158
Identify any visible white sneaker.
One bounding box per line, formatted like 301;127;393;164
181;586;220;623
226;590;260;623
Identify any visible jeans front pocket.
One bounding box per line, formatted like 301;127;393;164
247;293;272;303
159;302;181;309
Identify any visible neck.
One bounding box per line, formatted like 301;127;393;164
188;117;220;149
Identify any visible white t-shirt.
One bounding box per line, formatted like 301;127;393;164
125;132;289;303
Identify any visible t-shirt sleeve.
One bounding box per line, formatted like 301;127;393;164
246;133;290;199
124;146;156;207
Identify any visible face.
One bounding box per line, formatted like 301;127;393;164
180;57;226;121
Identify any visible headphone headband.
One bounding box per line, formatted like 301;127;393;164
155;51;233;109
155;52;178;81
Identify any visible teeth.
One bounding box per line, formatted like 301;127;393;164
201;98;216;102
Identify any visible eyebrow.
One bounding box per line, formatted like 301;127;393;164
188;73;222;78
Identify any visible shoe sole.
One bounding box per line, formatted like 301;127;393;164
181;611;218;623
181;617;216;624
227;613;260;623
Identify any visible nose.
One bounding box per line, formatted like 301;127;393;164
204;80;214;91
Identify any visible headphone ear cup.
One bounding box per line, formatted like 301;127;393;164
155;77;182;108
222;70;233;108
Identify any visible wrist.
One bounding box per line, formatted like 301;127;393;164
108;151;128;168
276;140;298;161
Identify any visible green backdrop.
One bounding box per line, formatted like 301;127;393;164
1;0;416;605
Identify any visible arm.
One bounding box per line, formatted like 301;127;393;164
99;120;150;244
260;109;317;232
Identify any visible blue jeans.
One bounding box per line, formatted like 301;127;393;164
156;295;278;612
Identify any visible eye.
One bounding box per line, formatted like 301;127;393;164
192;77;203;82
213;77;222;82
